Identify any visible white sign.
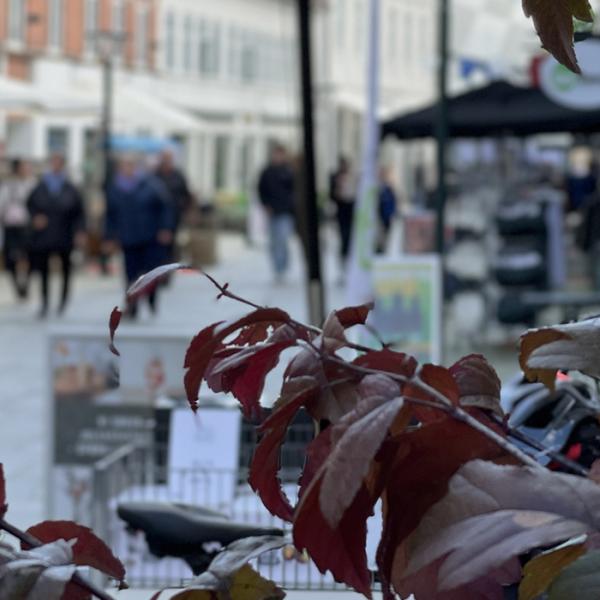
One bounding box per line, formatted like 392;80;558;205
539;39;600;110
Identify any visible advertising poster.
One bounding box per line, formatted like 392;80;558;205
369;255;442;364
48;327;191;524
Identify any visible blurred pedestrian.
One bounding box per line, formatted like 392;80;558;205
329;156;357;275
27;154;85;318
258;144;295;283
377;166;398;254
0;158;35;300
104;155;174;318
155;148;193;265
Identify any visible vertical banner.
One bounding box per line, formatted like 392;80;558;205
345;0;380;306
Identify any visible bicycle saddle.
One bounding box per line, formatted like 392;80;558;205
117;501;283;574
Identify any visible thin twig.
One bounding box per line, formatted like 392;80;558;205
0;518;116;600
321;353;542;469
200;271;545;469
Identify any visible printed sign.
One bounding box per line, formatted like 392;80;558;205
48;328;190;524
539;38;600;110
369;255;442;364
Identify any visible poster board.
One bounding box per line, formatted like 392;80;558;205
369;255;442;364
47;326;191;525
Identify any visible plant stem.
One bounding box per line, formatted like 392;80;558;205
0;518;116;600
201;272;545;469
322;353;543;469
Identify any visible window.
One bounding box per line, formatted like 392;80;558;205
165;12;176;70
228;26;238;80
387;7;397;61
49;0;63;50
354;0;363;55
199;20;219;77
136;5;149;67
404;11;414;65
183;15;192;71
215;135;229;190
336;0;345;50
47;128;69;156
84;0;99;54
112;0;125;35
8;0;25;42
240;32;257;84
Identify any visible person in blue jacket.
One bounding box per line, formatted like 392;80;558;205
104;155;174;318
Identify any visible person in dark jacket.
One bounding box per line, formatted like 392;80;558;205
105;156;174;318
329;156;357;270
0;158;35;300
155;149;193;264
27;154;85;317
376;166;398;254
258;144;295;283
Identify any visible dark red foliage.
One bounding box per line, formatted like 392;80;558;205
108;307;122;356
184;308;291;413
249;377;318;520
375;417;509;599
24;521;126;586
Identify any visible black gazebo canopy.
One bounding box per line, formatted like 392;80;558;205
381;80;600;140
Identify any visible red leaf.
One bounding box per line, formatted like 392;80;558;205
211;342;292;421
126;262;190;303
293;389;404;598
108;307;122;356
184;308;291;412
449;354;502;416
375;418;509;598
354;349;418;379
25;521;126;586
249;377;318;520
334;303;374;328
294;424;376;598
0;464;6;519
403;364;460;423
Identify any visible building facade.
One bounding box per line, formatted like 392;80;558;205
0;0;542;200
0;0;161;180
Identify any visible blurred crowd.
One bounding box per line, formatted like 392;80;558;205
0;143;399;318
0;149;192;318
258;144;398;285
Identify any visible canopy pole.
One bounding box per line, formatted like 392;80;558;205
297;0;325;326
435;0;449;255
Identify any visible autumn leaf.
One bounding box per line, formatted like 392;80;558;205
376;418;509;599
318;382;405;528
547;550;600;599
523;0;594;73
353;348;418;380
108;307;122;356
184;308;291;413
519;318;600;388
449;354;503;416
398;460;600;598
207;339;297;422
0;540;77;600
249;377;319;521
25;521;126;587
0;464;6;519
157;537;286;600
519;540;586;600
126;262;190;302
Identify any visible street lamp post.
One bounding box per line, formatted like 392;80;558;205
95;32;126;189
297;0;325;326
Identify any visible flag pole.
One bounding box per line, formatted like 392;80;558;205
345;0;380;306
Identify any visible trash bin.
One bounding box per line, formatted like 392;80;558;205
185;204;218;268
